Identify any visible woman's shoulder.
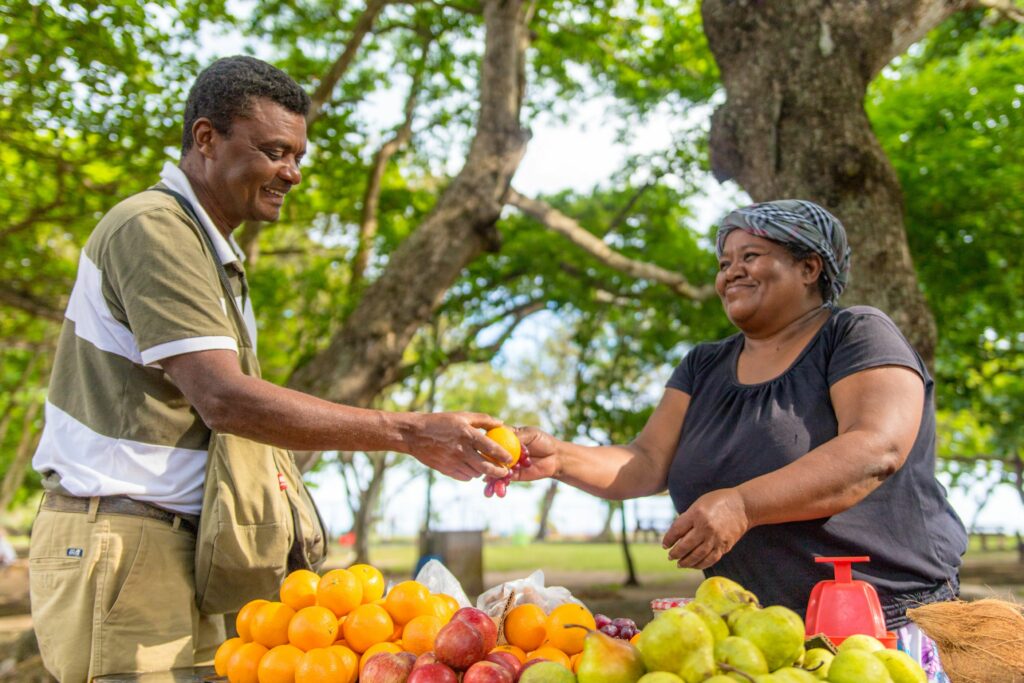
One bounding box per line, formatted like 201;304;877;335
827;305;907;341
683;332;743;372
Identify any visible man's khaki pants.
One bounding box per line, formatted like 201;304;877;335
29;506;224;682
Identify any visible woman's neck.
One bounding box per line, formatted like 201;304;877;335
741;304;830;355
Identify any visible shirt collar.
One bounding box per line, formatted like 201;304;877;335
159;161;245;266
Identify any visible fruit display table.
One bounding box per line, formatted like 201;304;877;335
93;666;216;682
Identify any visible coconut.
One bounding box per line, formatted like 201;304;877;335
907;598;1024;683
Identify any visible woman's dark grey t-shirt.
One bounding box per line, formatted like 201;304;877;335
666;306;966;628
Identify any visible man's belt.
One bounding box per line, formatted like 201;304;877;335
41;491;199;535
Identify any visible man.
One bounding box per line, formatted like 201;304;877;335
29;56;512;682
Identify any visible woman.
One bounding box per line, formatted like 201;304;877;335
509;200;965;678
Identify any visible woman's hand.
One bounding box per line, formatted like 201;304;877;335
511;427;561;481
663;488;751;570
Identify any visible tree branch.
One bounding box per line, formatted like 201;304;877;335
307;0;391;126
351;38;431;289
507;188;715;301
0;285;64;322
975;0;1024;22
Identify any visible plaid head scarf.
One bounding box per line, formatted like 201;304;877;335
715;199;852;306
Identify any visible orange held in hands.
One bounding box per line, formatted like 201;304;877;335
484;426;521;467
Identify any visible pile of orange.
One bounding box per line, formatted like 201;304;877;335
500;602;639;674
214;566;461;683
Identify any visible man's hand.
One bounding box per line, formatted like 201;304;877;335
663;488;750;570
405;412;513;481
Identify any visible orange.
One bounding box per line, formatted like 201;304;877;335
328;645;359;683
359;642;402;675
384;580;431;625
545;603;595;654
251;602;296;649
401;614;443;656
630;632;641;646
427;594;456;623
348;564;385;603
293;648;341;683
280;570;321;611
317;568;363;617
570;652;582;673
485;426;521;466
215;637;245;677
504;603;547;652
342;603;394;653
491;644;527;664
227;641;268;683
236;599;270;642
526;645;572;668
288;606;339;651
257;643;303;683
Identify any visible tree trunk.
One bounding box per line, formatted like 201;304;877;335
534;480;558;541
619;501;639;587
350;453;388;564
702;0;968;367
0;400;41;511
592;501;616;542
288;0;531;457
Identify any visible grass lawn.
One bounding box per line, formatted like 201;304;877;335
330;539;690;580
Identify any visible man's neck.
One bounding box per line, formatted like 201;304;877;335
178;157;235;239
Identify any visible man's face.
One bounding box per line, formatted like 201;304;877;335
204;98;307;227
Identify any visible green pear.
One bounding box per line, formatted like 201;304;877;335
682;602;730;643
826;649;894;683
705;677;736;683
636;609;713;675
731;606;805;671
837;634;885;653
678;646;716;683
638;674;686;683
695;577;760;618
519;660;578;683
772;667;819;683
802;648;834;679
714;636;769;681
753;676;783;682
726;604;758;633
873;650;927;683
575;627;646;683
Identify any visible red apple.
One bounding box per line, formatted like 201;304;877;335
485;651;522;677
435;618;487;670
361;651;415;683
452;607;498;651
413;652;441;669
464;660;514;683
407;662;460;683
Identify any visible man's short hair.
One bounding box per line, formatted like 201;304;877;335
181;56;310;153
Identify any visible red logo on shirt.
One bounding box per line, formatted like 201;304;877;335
277;472;287;491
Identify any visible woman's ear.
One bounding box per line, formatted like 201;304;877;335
802;254;824;285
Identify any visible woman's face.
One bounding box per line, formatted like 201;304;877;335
715;230;820;332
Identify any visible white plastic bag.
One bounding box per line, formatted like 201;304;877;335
413;559;473;609
474;569;584;619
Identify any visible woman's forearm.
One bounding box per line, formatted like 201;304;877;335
555;441;669;500
735;429;904;527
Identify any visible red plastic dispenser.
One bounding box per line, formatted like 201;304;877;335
805;556;897;649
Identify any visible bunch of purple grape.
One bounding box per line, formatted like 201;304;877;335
483;443;532;498
595;613;640;640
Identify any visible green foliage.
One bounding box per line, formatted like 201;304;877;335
868;18;1024;484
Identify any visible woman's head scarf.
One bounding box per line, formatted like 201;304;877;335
715;199;852;306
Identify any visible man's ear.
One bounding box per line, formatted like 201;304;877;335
191;118;218;159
